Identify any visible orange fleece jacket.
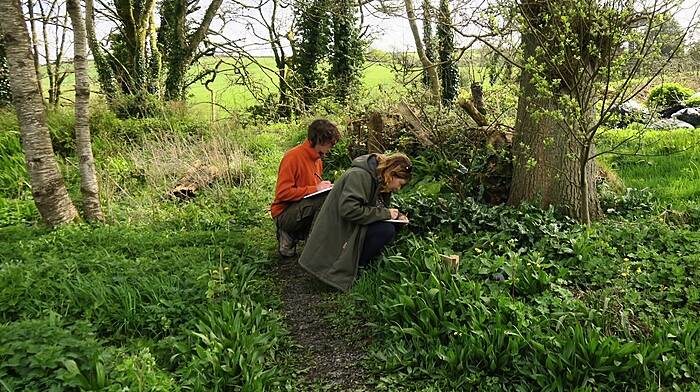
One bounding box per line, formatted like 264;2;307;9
270;140;322;218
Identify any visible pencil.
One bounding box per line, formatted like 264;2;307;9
314;172;323;182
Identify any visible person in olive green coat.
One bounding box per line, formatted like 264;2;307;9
298;153;412;292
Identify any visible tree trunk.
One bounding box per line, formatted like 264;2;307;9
39;3;56;106
421;0;436;88
404;0;440;100
162;0;223;100
147;8;162;96
437;0;459;104
85;0;116;101
268;0;290;115
508;17;600;222
470;82;486;114
0;0;78;226
53;12;69;109
26;0;44;101
67;0;104;222
162;0;187;100
114;0;156;94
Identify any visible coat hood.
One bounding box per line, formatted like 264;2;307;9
351;154;379;178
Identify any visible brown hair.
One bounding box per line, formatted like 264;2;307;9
307;119;340;147
376;153;412;192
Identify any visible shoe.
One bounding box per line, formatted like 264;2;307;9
276;225;297;258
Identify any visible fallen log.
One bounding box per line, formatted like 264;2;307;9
457;97;488;127
396;102;435;146
169;160;221;199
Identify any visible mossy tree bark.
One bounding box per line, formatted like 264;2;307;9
508;0;601;224
161;0;223;101
85;0;117;101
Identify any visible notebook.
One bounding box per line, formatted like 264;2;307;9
303;187;332;199
384;218;410;224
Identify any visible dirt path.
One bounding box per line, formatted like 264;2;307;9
276;257;374;391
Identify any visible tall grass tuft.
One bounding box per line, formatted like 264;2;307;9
125;123;254;195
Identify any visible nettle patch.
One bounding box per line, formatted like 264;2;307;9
352;191;700;390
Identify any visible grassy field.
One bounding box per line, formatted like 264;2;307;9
598;127;700;208
41;57;407;117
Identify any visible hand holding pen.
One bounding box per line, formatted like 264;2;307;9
314;172;333;191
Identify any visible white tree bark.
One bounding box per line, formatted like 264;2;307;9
67;0;104;221
0;0;78;226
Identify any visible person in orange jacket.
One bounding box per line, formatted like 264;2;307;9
271;119;340;258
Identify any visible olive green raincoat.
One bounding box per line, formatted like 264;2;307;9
298;154;392;292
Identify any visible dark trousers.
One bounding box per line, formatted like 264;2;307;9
358;221;396;267
275;193;327;240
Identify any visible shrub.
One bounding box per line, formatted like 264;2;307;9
105;348;179;391
600;187;657;217
686;95;700;108
90;109;207;147
647;83;694;108
47;109;76;157
112;92;162;119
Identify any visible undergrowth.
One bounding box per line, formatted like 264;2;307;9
2;105;700;390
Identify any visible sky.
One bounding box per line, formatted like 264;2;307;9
29;0;700;61
220;0;700;56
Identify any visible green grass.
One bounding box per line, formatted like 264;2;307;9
0;115;306;390
598;127;700;208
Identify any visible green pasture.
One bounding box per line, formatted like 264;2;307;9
598;127;700;208
40;57;406;116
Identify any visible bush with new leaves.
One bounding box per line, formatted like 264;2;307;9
646;82;694;108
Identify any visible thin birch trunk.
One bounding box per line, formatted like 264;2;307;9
67;0;103;222
26;0;44;101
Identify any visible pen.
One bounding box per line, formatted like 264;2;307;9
314;172;323;182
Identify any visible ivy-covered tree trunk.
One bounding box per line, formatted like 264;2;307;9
267;0;290;116
294;0;331;108
159;0;186;99
85;0;117;101
329;0;364;104
147;9;161;97
111;0;157;95
0;0;78;226
422;0;437;88
67;0;104;222
508;0;601;223
160;0;223;101
437;0;459;104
